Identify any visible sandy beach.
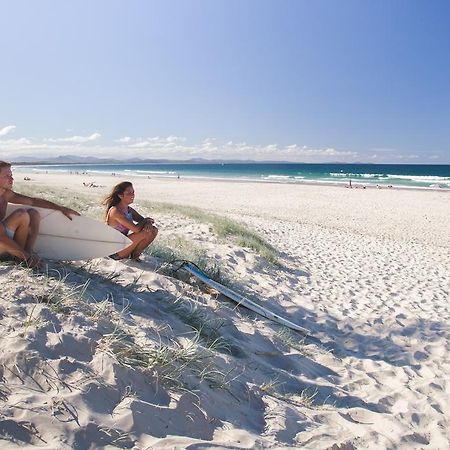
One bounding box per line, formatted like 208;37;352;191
1;171;449;449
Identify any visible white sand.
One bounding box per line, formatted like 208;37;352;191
0;171;449;449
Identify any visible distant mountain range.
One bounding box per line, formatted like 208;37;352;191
11;155;293;165
11;155;354;165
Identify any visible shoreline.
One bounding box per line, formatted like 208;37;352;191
15;167;450;192
14;170;450;249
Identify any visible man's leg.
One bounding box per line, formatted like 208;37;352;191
1;210;42;268
0;217;28;261
0;224;11;258
24;209;41;254
3;209;30;249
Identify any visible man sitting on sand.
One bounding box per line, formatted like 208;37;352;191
0;161;79;267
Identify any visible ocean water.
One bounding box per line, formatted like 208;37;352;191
22;163;450;189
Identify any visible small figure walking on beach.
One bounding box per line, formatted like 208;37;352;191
103;181;158;261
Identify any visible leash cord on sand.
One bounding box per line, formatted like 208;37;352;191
166;259;203;273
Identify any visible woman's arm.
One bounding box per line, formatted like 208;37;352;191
109;207;142;233
130;208;155;232
130;208;154;224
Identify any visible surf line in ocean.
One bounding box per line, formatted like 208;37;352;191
181;262;308;334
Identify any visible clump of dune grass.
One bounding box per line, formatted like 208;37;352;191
97;324;227;391
25;265;129;325
275;328;314;357
290;388;319;408
16;182;278;262
147;235;206;263
146;235;230;285
22;302;50;334
24;265;232;393
260;377;284;396
140;200;279;263
213;216;279;264
260;376;320;409
33;271;91;315
168;292;230;353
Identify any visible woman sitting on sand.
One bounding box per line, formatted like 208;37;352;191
103;181;158;261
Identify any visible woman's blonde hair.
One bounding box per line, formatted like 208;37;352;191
102;181;133;219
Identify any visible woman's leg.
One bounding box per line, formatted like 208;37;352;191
131;226;158;259
115;229;154;259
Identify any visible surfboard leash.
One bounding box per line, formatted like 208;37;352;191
168;259;203;273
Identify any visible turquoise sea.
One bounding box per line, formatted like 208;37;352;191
22;163;450;189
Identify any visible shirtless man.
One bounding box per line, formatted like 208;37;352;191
0;161;79;266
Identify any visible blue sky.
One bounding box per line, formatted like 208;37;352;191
1;0;449;163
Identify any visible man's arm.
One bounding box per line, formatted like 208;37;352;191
9;191;79;220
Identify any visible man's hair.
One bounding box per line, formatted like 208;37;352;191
0;161;11;171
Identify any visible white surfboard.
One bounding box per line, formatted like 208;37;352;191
184;262;308;334
5;204;131;260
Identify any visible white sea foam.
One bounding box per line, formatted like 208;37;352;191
386;174;450;185
135;170;177;174
31;168;68;173
330;172;386;178
264;175;294;180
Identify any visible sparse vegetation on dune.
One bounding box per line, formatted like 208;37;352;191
0;183;353;448
0;259;327;438
15;182;104;220
141;200;279;263
145;236;229;285
15;183;279;264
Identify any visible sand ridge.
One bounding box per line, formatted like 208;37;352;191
0;171;448;448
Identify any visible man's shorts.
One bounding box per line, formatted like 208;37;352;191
5;227;14;239
0;224;15;257
1;223;15;240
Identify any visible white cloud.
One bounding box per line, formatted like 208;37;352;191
45;132;102;143
370;148;396;153
6;130;441;163
166;135;184;143
393;154;419;160
129;141;150;148
0;125;16;136
0;132;360;161
0;137;33;146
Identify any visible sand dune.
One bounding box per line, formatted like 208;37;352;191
0;172;449;449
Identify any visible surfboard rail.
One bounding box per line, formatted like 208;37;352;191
183;262;308;334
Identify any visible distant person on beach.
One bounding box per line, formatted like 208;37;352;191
0;161;79;267
102;181;158;261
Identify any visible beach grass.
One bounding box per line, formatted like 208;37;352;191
14;182;104;220
141;200;279;263
146;236;230;284
15;182;279;263
14;264;232;394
